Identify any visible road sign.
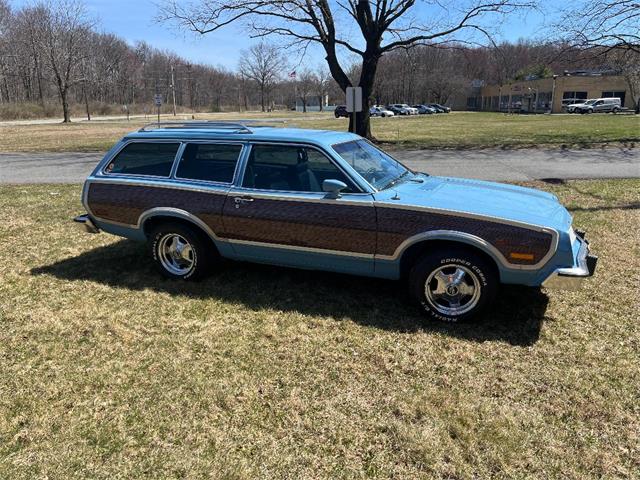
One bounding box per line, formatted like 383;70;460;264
154;94;163;107
346;86;362;113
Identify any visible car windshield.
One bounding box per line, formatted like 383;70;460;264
584;99;596;105
333;140;414;190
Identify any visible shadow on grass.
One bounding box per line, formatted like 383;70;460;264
31;240;549;346
540;178;640;212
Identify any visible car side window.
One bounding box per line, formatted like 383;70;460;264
176;143;242;183
105;142;179;177
242;144;356;193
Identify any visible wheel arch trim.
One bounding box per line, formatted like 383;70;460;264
138;207;221;243
378;230;512;271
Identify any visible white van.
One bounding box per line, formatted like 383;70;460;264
574;98;622;114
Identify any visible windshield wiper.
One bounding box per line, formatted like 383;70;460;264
382;170;410;190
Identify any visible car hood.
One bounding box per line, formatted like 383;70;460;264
374;175;572;232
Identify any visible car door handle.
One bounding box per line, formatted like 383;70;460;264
234;196;254;207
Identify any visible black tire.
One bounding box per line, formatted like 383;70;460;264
408;247;498;323
148;222;216;280
612;107;619;114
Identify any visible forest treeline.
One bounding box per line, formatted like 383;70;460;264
0;0;636;121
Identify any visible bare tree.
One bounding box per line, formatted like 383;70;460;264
238;42;284;112
158;0;535;138
0;0;12;104
35;0;94;122
296;69;316;112
556;1;640;54
606;49;640;112
313;67;331;111
2;0;257;119
13;6;51;106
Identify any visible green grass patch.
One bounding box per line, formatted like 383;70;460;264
0;111;638;152
1;179;639;478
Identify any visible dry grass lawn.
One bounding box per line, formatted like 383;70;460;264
0;179;639;478
0;111;638;152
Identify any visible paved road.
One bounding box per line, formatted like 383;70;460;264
1;147;638;184
395;146;640;181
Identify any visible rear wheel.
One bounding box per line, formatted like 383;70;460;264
149;222;216;280
408;247;498;322
612;107;619;113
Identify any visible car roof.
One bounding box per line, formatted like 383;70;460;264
124;125;359;148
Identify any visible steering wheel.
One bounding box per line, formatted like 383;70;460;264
364;167;378;180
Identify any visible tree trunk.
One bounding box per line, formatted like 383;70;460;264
83;81;91;121
260;84;265;112
61;89;71;123
347;50;379;138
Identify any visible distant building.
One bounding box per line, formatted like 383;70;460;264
295;95;333;112
465;72;631;113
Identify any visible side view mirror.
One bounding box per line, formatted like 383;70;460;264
322;179;348;199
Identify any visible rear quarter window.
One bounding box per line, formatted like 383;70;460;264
176;143;243;183
105;142;180;177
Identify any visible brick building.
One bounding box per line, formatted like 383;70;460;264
465;73;632;113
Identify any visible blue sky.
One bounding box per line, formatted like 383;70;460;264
9;0;549;70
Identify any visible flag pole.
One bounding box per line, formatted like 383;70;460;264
290;70;297;111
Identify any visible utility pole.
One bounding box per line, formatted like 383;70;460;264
550;74;559;114
170;65;177;116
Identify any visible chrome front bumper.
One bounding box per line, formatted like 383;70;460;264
74;214;100;234
542;233;597;290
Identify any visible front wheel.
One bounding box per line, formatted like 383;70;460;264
408;248;498;322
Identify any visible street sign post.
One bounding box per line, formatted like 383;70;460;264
345;86;362;134
154;94;163;124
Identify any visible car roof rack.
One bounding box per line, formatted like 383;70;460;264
139;121;254;133
138;119;288;133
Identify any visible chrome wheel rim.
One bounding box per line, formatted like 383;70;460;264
158;233;195;276
424;264;481;316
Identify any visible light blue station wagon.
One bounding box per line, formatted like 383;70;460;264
75;122;597;322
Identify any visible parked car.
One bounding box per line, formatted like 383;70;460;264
562;98;587;113
412;104;437;114
75;122;597;322
370;106;395;117
387;104;419;115
334;105;349;118
575;97;621;114
427;103;451;113
385;104;402;115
